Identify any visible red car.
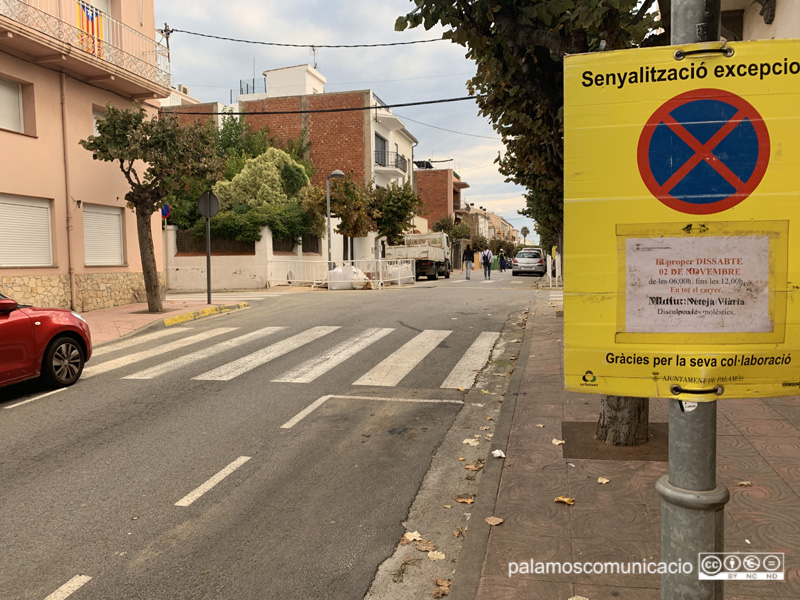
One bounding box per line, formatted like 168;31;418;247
0;292;92;389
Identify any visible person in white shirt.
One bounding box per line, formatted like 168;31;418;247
481;248;493;280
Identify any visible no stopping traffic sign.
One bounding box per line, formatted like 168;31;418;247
637;88;770;215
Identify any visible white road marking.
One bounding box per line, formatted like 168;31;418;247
353;330;451;387
44;575;92;600
273;328;394;383
193;326;340;381
281;395;463;429
3;388;65;410
481;279;496;284
175;456;251;507
92;328;185;357
82;328;238;379
441;331;501;389
123;327;285;380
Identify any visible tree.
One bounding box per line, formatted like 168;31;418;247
520;226;530;245
374;182;424;245
396;0;658;250
206;148;323;244
80;103;223;312
398;0;663;447
431;215;471;242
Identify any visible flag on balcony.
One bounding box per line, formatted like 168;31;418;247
77;0;103;55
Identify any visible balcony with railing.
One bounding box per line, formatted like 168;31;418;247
0;0;170;96
374;151;408;175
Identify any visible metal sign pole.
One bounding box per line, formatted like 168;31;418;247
206;215;211;305
657;3;729;599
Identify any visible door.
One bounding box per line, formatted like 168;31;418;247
0;304;36;385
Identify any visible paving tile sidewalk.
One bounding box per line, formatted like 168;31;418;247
475;304;800;600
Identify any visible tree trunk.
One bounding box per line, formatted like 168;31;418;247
135;202;163;313
596;395;649;446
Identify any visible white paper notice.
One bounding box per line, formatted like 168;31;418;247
626;236;771;333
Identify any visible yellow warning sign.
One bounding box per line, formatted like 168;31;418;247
564;39;800;400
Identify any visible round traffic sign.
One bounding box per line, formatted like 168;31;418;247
161;204;171;219
637;89;770;215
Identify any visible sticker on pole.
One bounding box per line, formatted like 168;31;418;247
637;89;770;215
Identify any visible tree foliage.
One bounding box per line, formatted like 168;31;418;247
80;103;223;312
432;215;471;242
202;148;323;244
374;182;424;245
397;0;658;247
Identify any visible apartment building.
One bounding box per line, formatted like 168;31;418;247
0;0;169;311
414;166;469;226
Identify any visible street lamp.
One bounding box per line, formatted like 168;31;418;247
326;169;345;270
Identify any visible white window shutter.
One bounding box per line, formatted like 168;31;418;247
83;204;123;266
0;195;52;267
0;78;23;133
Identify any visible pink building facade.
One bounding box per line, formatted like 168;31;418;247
0;0;170;310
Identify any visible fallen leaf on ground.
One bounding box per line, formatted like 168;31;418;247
458;457;465;461
480;390;491;395
473;434;482;438
485;516;504;526
403;531;423;542
432;578;452;598
535;424;545;428
492;449;506;458
552;439;566;446
454;494;475;504
457;387;466;391
392;556;422;583
486;434;494;439
453;527;465;538
428;551;446;561
443;504;452;509
568;596;590;600
462;439;480;446
485;417;494;421
415;539;439;552
480;426;491;431
598;477;610;485
555;496;575;505
737;481;753;487
464;461;484;472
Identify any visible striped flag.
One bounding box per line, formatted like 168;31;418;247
77;0;103;55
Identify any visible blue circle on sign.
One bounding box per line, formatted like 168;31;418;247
638;89;770;215
161;204;171;218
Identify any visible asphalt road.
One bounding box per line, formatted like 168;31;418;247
0;270;547;600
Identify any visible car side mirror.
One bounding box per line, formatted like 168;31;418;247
0;298;19;313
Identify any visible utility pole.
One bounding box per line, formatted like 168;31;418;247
656;6;729;600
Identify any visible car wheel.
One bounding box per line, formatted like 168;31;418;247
42;336;85;388
444;264;450;279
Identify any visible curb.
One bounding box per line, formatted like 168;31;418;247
162;302;249;327
450;305;537;599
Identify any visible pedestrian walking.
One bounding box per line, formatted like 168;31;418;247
498;248;507;272
481;247;493;280
462;244;474;280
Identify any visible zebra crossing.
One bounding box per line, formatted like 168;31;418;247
88;324;501;390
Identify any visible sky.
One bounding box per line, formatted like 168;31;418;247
153;0;538;242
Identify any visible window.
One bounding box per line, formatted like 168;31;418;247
92;108;105;136
302;235;321;254
83;204;124;266
375;134;388;166
0;195;52;267
0;78;23;133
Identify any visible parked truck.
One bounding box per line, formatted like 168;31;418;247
385;232;451;281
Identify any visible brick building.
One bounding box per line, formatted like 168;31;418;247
414;167;469;227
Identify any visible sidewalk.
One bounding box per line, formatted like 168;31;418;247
472;302;800;600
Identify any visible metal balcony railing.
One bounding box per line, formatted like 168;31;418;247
375;151;408;173
0;0;170;89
